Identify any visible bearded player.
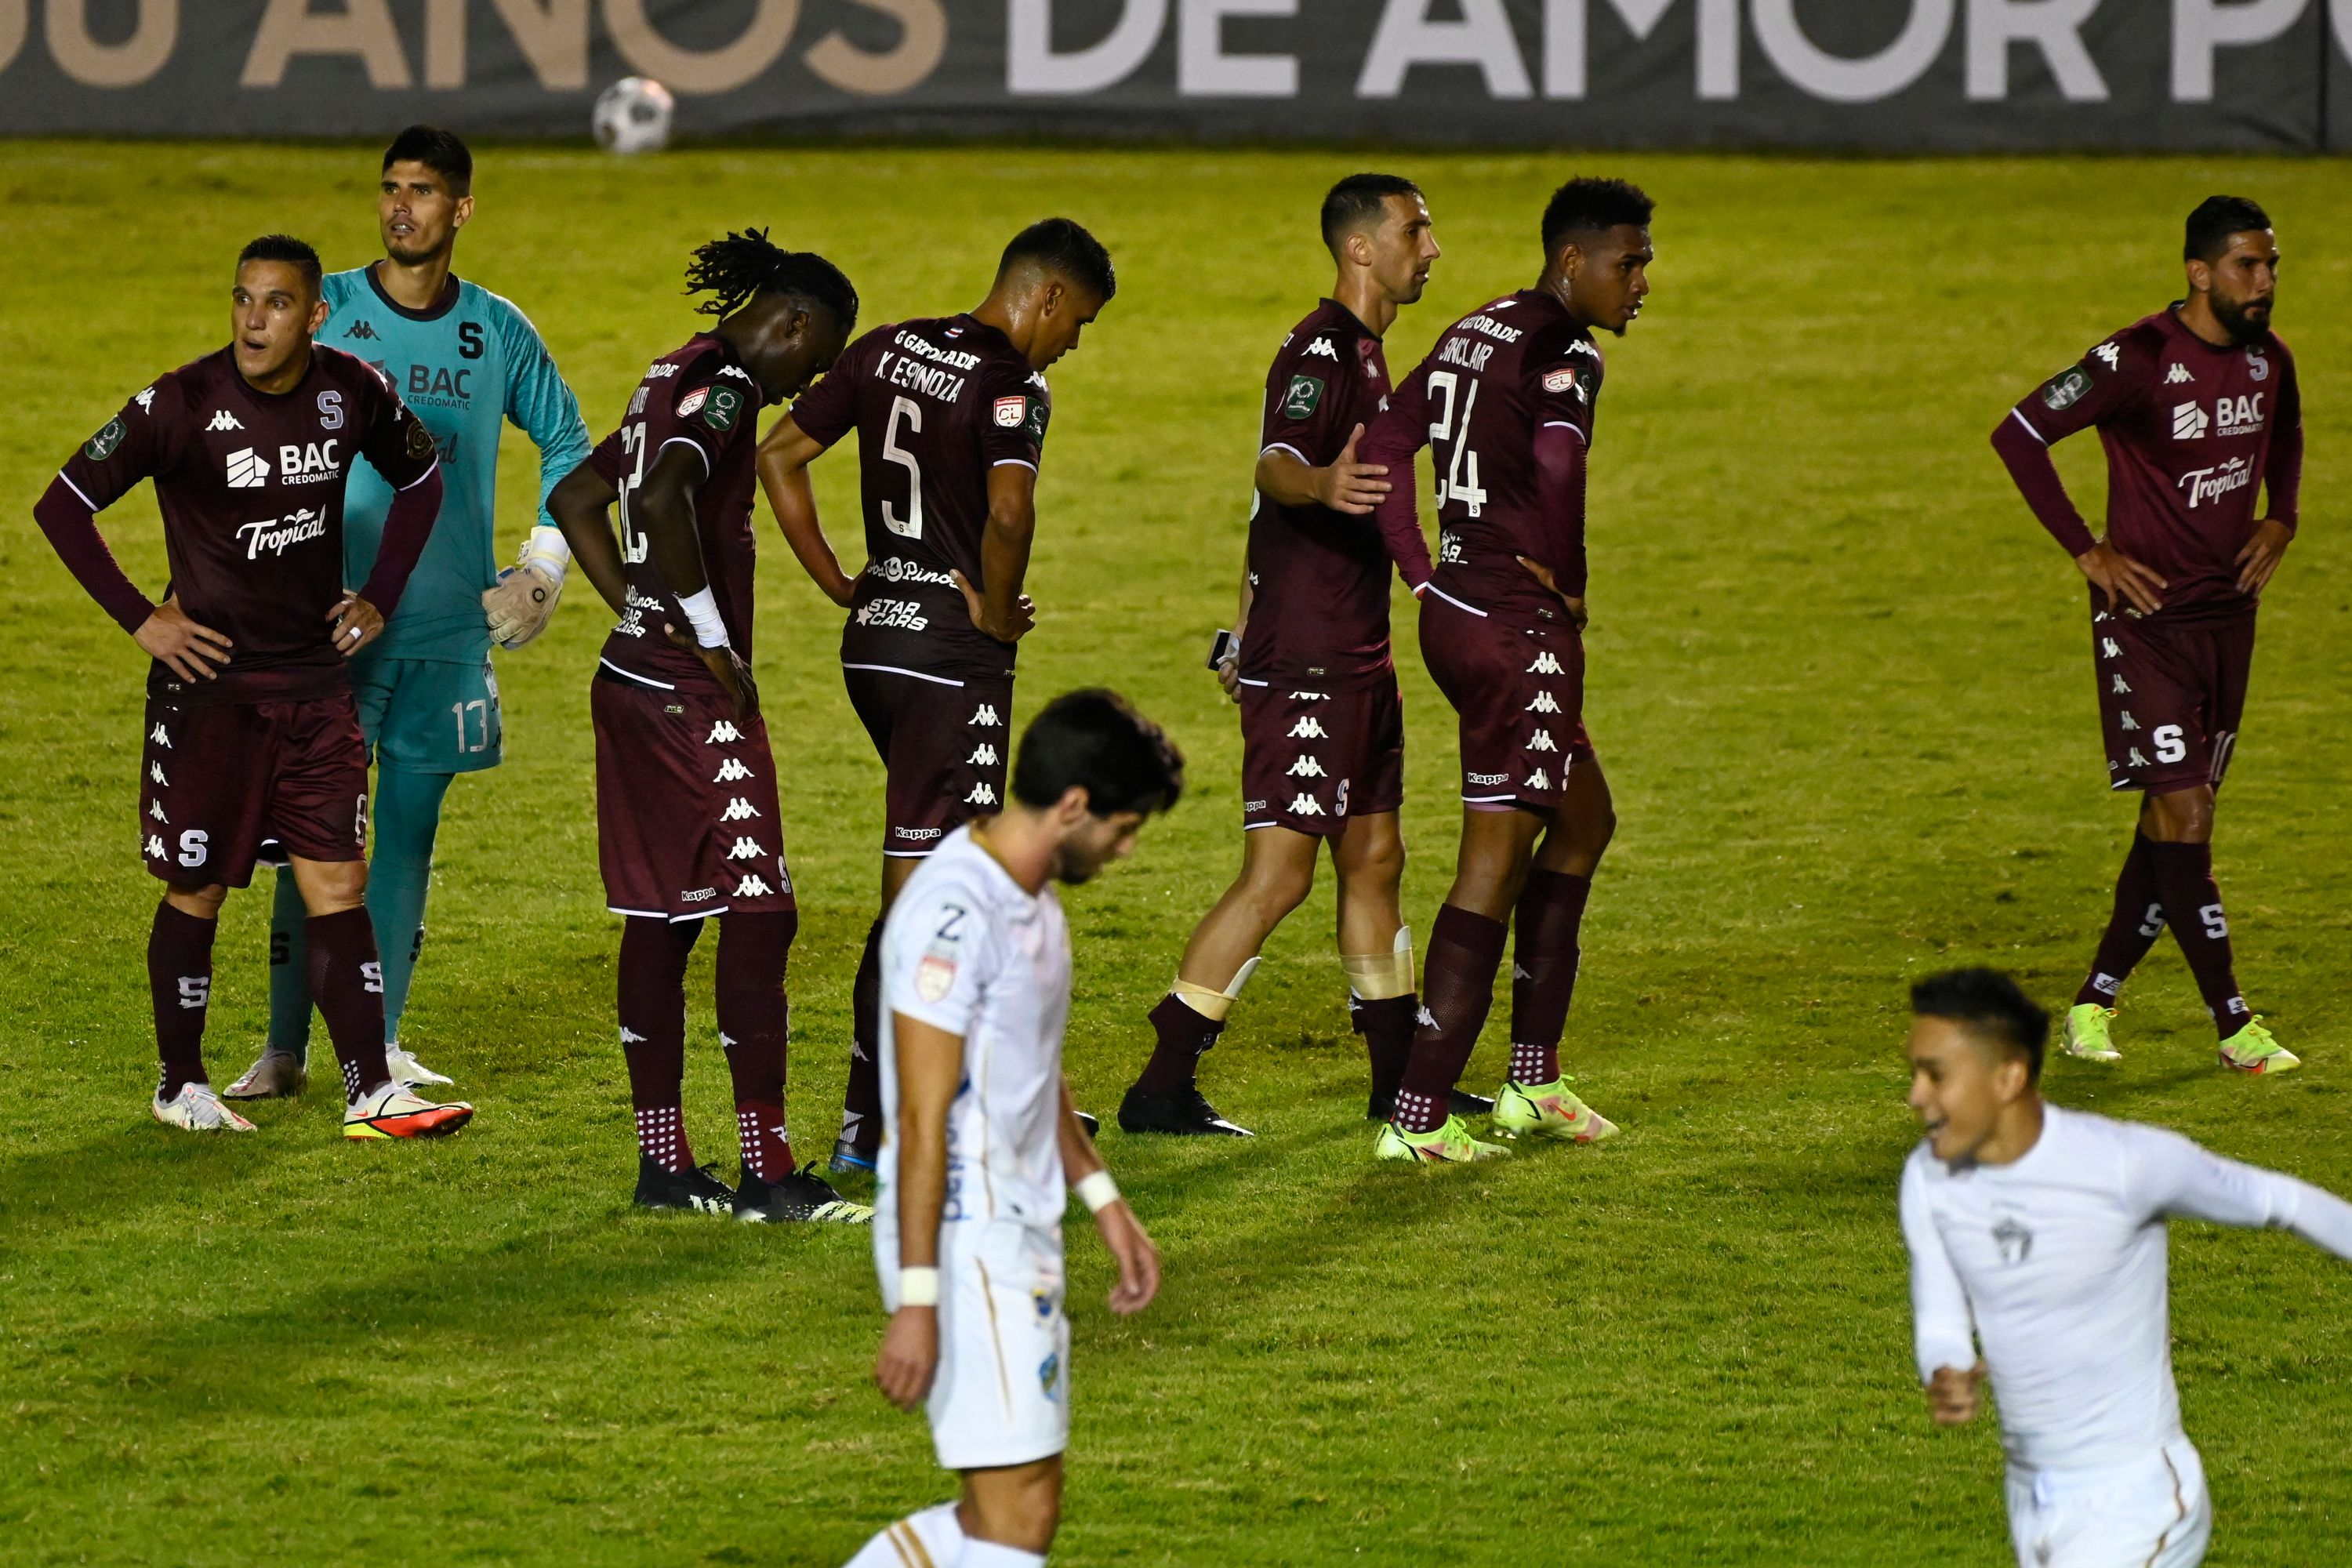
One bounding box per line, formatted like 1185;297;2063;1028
229;125;590;1102
1119;173;1454;1138
847;691;1177;1568
1356;177;1652;1162
549;230;866;1222
1992;197;2302;1076
32;236;473;1138
756;219;1116;1174
1901;968;2352;1566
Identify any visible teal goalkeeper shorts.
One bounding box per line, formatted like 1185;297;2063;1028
352;655;504;775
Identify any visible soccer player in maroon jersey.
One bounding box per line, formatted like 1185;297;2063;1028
548;230;869;1222
1115;173;1455;1138
1991;196;2303;1076
31;235;474;1139
1358;177;1654;1162
755;218;1116;1174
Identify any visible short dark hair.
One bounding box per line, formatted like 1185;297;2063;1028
238;234;323;294
1541;177;1654;257
999;218;1116;303
1911;967;2048;1084
683;227;859;332
2184;194;2272;263
382;124;474;197
1011;689;1183;817
1320;172;1422;254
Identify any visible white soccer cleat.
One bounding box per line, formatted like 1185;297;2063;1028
153;1082;257;1133
343;1082;474;1140
384;1044;454;1087
223;1049;307;1100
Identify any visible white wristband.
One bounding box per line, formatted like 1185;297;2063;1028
677;586;729;649
520;524;571;579
898;1266;939;1307
1074;1170;1120;1214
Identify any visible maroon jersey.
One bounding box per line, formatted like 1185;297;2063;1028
787;314;1047;679
1370;289;1602;624
2004;310;2301;625
56;346;437;706
1244;299;1395;685
586;333;764;690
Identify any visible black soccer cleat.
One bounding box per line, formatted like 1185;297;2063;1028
829;1134;877;1178
1365;1087;1497;1123
737;1168;873;1225
1117;1084;1254;1138
1074;1110;1100;1139
633;1156;737;1216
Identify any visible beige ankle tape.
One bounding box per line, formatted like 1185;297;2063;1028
1341;926;1416;1000
1173;980;1237;1022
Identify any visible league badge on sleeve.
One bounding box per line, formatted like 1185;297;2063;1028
702;387;743;433
2042;367;2091;412
677;387;709;418
994;395;1026;429
405;412;437;461
84;416;127;461
1282;375;1323;420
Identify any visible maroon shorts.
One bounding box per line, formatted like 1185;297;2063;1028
1236;672;1405;835
1418;590;1594;811
591;672;797;921
140;693;368;887
2093;608;2253;796
843;662;1013;858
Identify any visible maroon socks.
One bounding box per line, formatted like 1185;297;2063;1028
2143;840;2250;1036
148;902;217;1100
306;908;395;1103
1135;992;1225;1094
2075;833;2165;1007
1508;869;1592;1086
717;911;798;1180
1392;906;1508;1133
620;916;702;1172
840;918;885;1156
1352;993;1418;1104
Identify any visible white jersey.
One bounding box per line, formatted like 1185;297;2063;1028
875;824;1073;1236
1901;1103;2352;1472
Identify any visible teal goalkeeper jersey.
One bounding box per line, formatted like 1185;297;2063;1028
319;265;590;663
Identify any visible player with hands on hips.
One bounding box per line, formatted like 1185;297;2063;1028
848;691;1182;1568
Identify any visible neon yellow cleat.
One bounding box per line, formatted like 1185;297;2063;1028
1490;1076;1620;1143
2060;1004;2122;1064
1374;1114;1510;1163
2219;1018;2298;1076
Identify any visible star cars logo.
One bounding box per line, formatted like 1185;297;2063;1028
225;447;271;488
236;507;324;560
2171;401;2209;440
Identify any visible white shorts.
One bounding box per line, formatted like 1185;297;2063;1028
876;1216;1069;1472
2004;1436;2211;1568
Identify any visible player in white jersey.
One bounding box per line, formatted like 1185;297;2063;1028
845;691;1182;1568
1900;968;2352;1568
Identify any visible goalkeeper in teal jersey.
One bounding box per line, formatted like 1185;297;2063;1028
227;126;590;1100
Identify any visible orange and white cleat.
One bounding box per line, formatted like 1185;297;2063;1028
343;1081;475;1139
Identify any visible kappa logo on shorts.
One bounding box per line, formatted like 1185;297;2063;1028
2117;711;2139;731
1524;768;1553;792
1287;717;1327;739
150;762;166;785
2100;637;2122;659
967;743;998;765
735;874;775;898
965;782;998;807
1289;690;1327;702
713;758;753;782
1526;691;1560;713
1288;793;1326;815
2127;748;2150;768
148;800;166;822
1526;652;1564;675
726;837;768;860
706;720;743;744
718;797;762;822
1287;757;1326;777
969;704;1000;727
1528;730;1557;753
2111;675;2131;694
150;723;172;747
1468;771;1506;786
145;833;167;859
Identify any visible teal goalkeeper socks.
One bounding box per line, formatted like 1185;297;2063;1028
367;767;453;1048
266;867;313;1060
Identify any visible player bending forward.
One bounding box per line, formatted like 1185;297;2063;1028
32;235;472;1138
550;230;866;1222
848;691;1178;1568
757;219;1117;1174
1901;968;2352;1567
1991;196;2302;1076
231;124;590;1102
1119;172;1463;1138
1357;177;1656;1162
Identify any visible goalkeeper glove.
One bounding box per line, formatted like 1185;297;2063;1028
483;525;569;648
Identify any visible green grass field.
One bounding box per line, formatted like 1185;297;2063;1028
1;143;2347;1566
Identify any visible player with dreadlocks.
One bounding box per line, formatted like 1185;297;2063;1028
548;229;870;1221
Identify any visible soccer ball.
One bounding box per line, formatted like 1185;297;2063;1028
593;77;675;155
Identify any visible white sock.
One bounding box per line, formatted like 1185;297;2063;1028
842;1501;964;1567
957;1539;1045;1568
